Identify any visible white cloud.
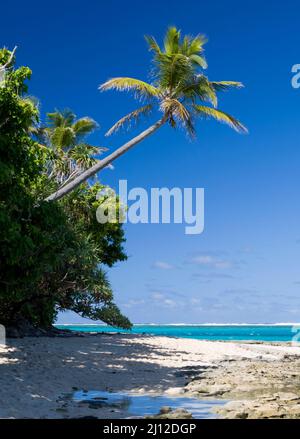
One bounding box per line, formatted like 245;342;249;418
190;255;233;269
192;255;214;265
151;292;178;308
122;299;145;309
151;292;165;300
288;308;300;314
163;299;177;308
214;260;233;269
153;261;175;270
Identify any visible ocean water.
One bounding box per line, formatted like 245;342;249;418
72;390;225;419
55;324;300;342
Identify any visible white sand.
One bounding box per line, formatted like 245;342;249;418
1;334;299;418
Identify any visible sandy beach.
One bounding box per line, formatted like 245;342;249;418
1;334;300;419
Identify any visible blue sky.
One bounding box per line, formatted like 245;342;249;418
2;0;300;323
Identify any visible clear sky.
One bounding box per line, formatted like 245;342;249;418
2;0;300;324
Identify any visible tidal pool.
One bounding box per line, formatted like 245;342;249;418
73;390;224;418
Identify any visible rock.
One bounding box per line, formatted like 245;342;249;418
165;387;183;395
146;408;193;419
275;392;299;401
75;416;98;419
286;404;300;416
221;401;245;411
186;355;300;419
235;412;248;419
159;406;172;414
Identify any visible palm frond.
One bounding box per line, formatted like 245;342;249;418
99;77;160;100
84;144;108;153
189;54;207;69
61;109;76;126
69;144;99;169
50;126;76;149
145;35;161;54
193;105;248;133
47;111;65;127
161;98;195;137
186;34;207;55
164;26;180;54
180;34;207;68
178;75;217;107
105;104;153;136
47;109;76;128
211;81;244;91
73;117;98;139
161;98;188;120
155;53;194;90
180;35;191;55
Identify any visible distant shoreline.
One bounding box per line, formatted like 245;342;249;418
54;323;300;344
56;323;300;326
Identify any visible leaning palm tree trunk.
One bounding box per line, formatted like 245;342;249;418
45;117;166;202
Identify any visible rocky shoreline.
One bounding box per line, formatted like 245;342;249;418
185;354;300;418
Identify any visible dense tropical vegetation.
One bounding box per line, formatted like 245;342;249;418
0;48;130;333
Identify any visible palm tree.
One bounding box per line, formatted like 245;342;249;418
46;27;247;202
35;109;106;186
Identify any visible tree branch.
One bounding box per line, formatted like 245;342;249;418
0;46;17;72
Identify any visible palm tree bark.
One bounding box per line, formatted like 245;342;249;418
45;117;166;202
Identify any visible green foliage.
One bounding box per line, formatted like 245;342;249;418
33;108;107;185
100;26;247;137
0;49;131;330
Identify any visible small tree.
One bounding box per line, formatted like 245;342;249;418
33;109;106;186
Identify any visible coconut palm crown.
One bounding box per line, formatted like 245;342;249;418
100;26;247;137
34;109;106;185
46;27;247;202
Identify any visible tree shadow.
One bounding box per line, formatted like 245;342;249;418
0;334;209;418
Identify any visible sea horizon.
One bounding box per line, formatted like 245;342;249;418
55;323;300;342
56;322;300;326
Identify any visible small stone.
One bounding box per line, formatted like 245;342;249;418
159;406;172;414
